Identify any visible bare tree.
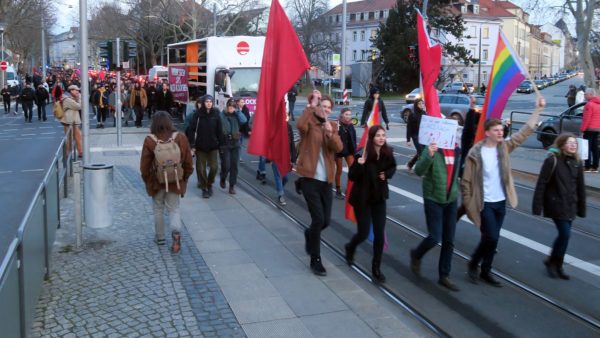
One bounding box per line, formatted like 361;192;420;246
564;0;598;88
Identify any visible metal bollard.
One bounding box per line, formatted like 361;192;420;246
73;161;83;248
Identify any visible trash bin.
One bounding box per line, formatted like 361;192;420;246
83;163;114;228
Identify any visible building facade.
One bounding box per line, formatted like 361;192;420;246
49;28;80;68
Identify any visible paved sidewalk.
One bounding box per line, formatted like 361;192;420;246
32;126;430;337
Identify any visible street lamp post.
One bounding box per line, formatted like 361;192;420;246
340;0;347;95
477;25;482;91
0;22;5;87
41;18;46;76
80;0;90;164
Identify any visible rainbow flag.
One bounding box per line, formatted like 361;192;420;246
475;31;527;142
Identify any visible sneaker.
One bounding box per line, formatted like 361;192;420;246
335;189;344;200
310;257;327;276
278;196;286;205
479;272;502;287
438;277;460;292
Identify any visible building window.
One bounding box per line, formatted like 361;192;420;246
336;15;340;23
350;13;356;21
483;27;489;39
353;50;357;61
353;31;357;41
361;30;365;41
461;6;467;14
369;12;375;20
360;12;364;21
380;10;384;19
474;5;480;15
482;49;488;60
483;71;488;82
384;10;389;18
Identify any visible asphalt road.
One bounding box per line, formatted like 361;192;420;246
234;128;600;337
0;105;64;260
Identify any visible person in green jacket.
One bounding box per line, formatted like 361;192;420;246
410;141;461;292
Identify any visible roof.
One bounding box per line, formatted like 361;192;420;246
449;0;517;18
326;0;396;15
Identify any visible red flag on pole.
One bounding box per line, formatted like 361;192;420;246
247;0;310;175
416;10;455;191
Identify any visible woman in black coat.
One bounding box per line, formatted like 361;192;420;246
406;99;426;170
533;133;586;280
360;87;389;129
344;125;396;283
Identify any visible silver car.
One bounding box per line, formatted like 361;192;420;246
400;94;484;125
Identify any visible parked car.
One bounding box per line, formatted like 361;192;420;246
400;93;482;125
536;102;586;148
517;80;534;94
405;88;422;103
465;82;475;94
442;81;467;93
534;79;546;89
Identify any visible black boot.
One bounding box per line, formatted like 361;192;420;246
344;243;354;265
544;257;558;278
304;229;310;255
310;257;326;276
372;259;386;283
556;257;570;280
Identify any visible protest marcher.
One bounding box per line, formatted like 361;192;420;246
410;140;461;291
406;99;425;171
219;98;247;194
335;107;357;199
462;96;545;287
140;112;194;253
532;133;585;280
297;92;342;276
344;125;396;283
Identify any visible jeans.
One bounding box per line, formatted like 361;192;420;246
347;202;387;264
412;199;457;277
97;106;108;123
196;150;218;189
3;97;9;113
23;101;33;121
152;190;181;240
551;219;571;259
258;156;289;196
471;200;506;273
37;103;47;120
302;178;333;258
407;136;423;168
335;155;355;189
220;146;240;186
583;130;599;169
134;106;144;126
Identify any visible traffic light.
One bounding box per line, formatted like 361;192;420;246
330;65;336;76
123;40;137;61
99;40;115;70
408;45;418;68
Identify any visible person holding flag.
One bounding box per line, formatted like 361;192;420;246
462;96;546;287
296;93;342;276
344;125;396;283
360;87;389;129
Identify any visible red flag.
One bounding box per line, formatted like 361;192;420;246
247;0;310;175
417;10;455;191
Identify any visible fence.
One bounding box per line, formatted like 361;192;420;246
0;126;76;337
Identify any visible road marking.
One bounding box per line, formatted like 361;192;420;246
21;169;44;172
90;146;142;152
40;132;56;135
342;167;600;277
21;134;35;136
0;170;13;174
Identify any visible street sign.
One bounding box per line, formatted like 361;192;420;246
0;61;7;71
332;54;341;66
122;61;130;69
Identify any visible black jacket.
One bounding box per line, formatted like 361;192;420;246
20;87;36;102
185;108;223;152
336;122;357;157
361;98;389;126
532;154;586;220
406;108;424;141
155;90;174;111
348;151;396;207
35;87;49;105
1;88;10;100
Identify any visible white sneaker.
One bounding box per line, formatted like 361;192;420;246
278;196;286;205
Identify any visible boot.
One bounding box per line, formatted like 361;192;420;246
344;243;354;265
556;257;570;280
229;185;236;194
171;231;181;254
220;177;226;189
310;257;327;276
372;259;386;283
410;249;421;277
544;256;558;278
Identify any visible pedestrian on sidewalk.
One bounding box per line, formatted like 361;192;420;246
297;92;342;276
185;95;223;198
360;87;389;130
406;99;425;171
59;85;83;158
20;82;36;123
344;125;396;283
581;88;600;172
335;107;357;199
130;82;148;128
410;140;461;292
1;85;10;114
287;84;298;121
462;96;545;287
219;98;247;194
141;111;194;253
532;133;586;280
565;85;577;107
96;84;109;128
35;84;49;121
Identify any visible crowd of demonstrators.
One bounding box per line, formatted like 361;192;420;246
344;125;396;283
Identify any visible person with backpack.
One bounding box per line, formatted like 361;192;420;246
20;82;36;123
35;84;49;121
219;98;247;194
185;95;223;199
141;111;194;253
532;133;586;279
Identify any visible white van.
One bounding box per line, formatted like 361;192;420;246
5;66;19;87
148;65;168;83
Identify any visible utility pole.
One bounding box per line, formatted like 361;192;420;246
41;18;46;76
340;0;347;94
116;37;122;146
80;0;90;165
477;25;482;90
213;3;217;36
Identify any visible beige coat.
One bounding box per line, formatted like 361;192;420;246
461;124;533;226
60;96;82;125
296;107;343;184
129;88;148;108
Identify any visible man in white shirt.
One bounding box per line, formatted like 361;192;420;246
461;96;545;287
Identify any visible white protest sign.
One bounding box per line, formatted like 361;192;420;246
577;137;588;161
418;115;459;150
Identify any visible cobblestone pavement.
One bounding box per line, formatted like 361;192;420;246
31;148;244;338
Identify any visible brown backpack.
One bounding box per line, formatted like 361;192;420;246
148;132;183;192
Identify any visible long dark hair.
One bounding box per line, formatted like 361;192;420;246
150;111;176;138
365;125;392;162
413;98;425;115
